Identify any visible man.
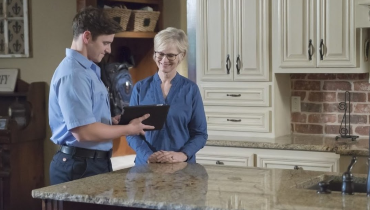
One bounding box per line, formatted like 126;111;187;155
48;7;154;185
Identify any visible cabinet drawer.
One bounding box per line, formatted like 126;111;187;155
199;83;270;107
258;159;336;172
205;106;271;133
196;146;254;167
197;155;251;167
256;150;340;172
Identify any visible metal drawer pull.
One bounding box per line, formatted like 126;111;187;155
226;94;241;97
227;119;241;122
365;39;369;61
236;55;241;74
319;39;324;60
216;160;224;165
294;165;303;170
308;39;313;60
226;54;231;74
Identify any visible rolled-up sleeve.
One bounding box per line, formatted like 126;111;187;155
57;73;96;130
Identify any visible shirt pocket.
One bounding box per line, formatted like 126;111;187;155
93;91;107;108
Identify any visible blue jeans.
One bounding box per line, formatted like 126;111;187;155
49;151;113;185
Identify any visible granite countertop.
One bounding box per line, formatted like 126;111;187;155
206;134;370;156
32;163;370;210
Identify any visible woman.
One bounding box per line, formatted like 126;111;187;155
126;27;208;165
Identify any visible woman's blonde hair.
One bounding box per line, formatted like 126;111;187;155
154;27;188;60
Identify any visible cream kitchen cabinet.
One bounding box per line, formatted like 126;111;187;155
196;0;269;82
206;192;271;210
197;146;340;172
196;0;273;140
272;0;369;73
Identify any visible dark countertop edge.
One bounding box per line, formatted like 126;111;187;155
31;191;219;210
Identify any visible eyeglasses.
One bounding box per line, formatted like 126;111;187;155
154;51;181;61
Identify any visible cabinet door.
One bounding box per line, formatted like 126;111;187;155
206;191;271;210
233;0;269;81
276;0;316;68
196;0;233;82
317;0;355;67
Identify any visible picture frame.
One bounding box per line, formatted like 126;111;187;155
0;0;30;57
0;69;18;92
0;117;9;130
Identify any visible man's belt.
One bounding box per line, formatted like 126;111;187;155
60;145;111;159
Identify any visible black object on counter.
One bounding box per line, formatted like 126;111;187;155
335;91;359;141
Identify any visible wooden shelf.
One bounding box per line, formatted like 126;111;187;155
0;92;27;97
115;31;157;38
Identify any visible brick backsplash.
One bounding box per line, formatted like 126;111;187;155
290;73;370;137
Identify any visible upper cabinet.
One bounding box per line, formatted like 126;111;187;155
272;0;368;73
195;0;273;140
196;0;269;82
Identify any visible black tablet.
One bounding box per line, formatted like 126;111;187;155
118;104;170;130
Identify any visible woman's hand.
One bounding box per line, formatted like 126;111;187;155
148;151;187;163
148;162;188;173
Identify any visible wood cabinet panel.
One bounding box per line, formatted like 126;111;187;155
0;81;46;210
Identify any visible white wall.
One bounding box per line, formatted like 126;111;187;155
0;0;187;186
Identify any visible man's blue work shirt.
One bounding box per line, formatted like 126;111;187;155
49;49;112;151
126;73;208;165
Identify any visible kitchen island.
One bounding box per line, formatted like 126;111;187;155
32;162;370;210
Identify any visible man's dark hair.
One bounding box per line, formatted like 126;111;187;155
72;6;122;40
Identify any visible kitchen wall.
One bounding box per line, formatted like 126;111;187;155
291;73;370;137
0;0;186;186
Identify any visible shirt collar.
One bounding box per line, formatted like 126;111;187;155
154;72;180;84
66;48;101;77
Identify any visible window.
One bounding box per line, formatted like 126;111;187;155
0;0;29;57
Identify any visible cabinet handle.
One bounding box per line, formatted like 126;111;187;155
294;165;303;170
227;119;241;122
236;55;241;74
226;54;231;74
365;39;369;61
216;160;224;165
319;39;324;60
308;39;313;60
226;94;241;97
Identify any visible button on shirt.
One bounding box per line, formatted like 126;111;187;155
126;73;208;165
49;49;112;151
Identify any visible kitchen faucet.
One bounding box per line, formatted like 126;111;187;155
342;156;357;195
